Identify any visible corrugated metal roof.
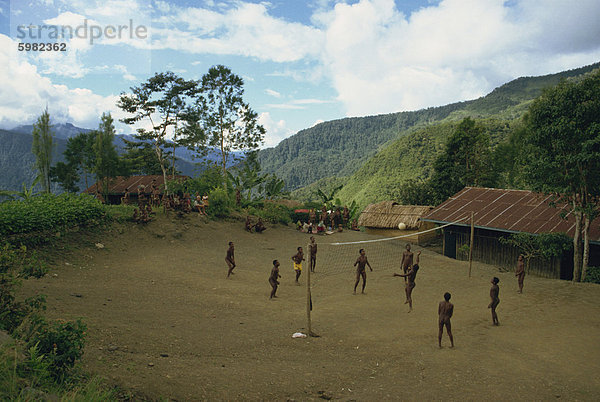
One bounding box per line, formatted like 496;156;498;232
82;175;189;195
422;187;600;242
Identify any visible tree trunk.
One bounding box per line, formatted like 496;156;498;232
155;143;168;194
581;214;591;281
572;205;583;282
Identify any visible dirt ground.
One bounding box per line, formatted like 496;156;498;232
20;213;600;401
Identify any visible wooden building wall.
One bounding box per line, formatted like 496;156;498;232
443;226;573;280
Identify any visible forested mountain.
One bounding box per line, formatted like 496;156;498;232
0;126;199;192
260;62;600;192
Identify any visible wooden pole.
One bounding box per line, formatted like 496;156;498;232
469;212;474;278
306;261;314;336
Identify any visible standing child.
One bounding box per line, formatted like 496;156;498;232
394;251;421;312
226;242;236;278
269;260;281;299
488;277;500;325
309;237;317;273
515;255;525;293
292;247;305;284
438;292;454;348
353;249;373;294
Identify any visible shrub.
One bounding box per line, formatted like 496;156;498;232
27;318;87;381
0;194;106;238
583;266;600;284
248;203;292;225
207;187;232;218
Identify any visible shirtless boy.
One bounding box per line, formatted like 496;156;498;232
438;292;454;348
309;237;317;273
226;242;236;278
394;251;421;312
488;277;500;325
353;249;373;294
515;255;525;293
400;243;414;282
292;247;305;283
269;260;281;299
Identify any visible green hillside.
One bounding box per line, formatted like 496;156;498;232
259;62;600;192
335;118;515;210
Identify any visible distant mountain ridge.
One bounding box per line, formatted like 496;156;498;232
260;62;600;191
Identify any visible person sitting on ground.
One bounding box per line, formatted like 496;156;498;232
303;221;310;232
351;219;359;231
255;217;266;233
337;224;343;232
307;222;313;234
245;216;254;232
132;208;139;222
195;194;206;216
317;221;325;233
296;220;303;231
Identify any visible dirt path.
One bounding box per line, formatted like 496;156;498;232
21;214;600;400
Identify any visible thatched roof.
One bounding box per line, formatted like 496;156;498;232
358;202;433;229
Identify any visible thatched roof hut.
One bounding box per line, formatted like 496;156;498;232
358;202;433;229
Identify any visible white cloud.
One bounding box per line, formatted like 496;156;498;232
266;98;333;110
316;0;600;115
265;89;281;98
0;34;126;130
150;2;323;62
258;112;294;148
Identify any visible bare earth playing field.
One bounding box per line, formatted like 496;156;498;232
21;214;600;401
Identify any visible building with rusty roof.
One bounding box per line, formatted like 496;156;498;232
421;187;600;280
83;175;189;204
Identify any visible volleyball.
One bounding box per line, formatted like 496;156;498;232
398;222;407;230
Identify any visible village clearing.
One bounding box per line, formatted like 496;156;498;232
20;214;600;401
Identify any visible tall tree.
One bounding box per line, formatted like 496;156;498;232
184;65;265;184
520;70;600;281
64;132;96;190
429;117;494;204
49;162;79;193
31;107;55;193
118;72;196;193
120;137;168;176
93;113;120;200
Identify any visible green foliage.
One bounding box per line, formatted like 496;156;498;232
499;232;572;270
290;176;348;203
168;164;223;197
31;108;55;193
248;203;292;225
49;161;79;193
120;137;167;176
0;193;106;238
26;318;86;380
583;266;600;284
186;65;265;179
207;186;232;218
519;69;600;281
103;204;137;223
118;71;198;193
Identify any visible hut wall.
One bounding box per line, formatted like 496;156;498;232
445;226;564;279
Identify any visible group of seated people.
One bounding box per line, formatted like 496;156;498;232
297;218;360;234
245;216;266;233
132;204;154;223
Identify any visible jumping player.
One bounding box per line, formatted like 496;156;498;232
269;260;281;299
488;277;500;325
438;292;454;348
353;249;373;294
226;242;236;278
400;243;414;282
394;251;421;312
309;236;317;273
292;246;305;284
515;255;525;293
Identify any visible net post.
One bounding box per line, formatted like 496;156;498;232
469;212;474;277
306;262;317;337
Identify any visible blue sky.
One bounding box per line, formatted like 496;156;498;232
1;0;599;148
